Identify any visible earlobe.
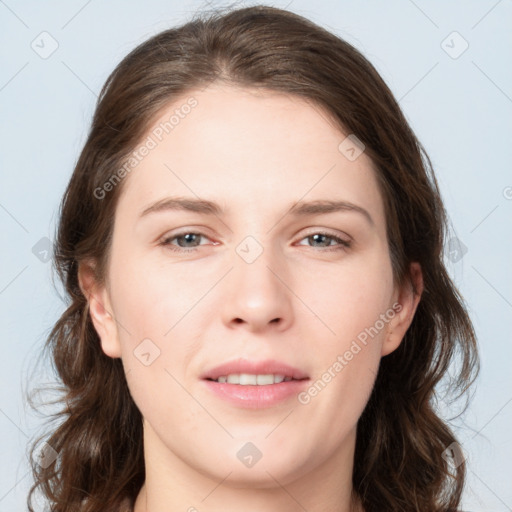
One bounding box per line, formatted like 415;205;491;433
78;261;122;359
381;262;424;357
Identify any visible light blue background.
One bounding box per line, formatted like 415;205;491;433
1;1;511;510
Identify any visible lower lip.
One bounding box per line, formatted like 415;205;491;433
202;379;309;409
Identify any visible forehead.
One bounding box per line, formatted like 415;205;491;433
114;84;385;228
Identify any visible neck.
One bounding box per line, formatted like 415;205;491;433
133;421;362;512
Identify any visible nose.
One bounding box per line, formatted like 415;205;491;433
220;243;294;333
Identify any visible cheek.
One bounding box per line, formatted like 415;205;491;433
298;249;393;412
107;254;211;405
109;236;395;370
109;251;208;337
310;248;394;348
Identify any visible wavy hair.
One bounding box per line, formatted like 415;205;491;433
27;5;479;511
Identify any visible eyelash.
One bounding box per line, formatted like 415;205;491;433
159;230;351;253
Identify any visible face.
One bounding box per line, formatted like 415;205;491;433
83;83;420;490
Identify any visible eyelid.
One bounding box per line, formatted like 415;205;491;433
157;226;213;242
158;230;213;247
299;227;352;242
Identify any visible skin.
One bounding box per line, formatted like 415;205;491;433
80;83;423;512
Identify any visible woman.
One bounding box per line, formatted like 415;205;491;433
27;5;479;511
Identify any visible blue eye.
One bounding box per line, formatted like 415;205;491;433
298;233;351;252
161;232;208;251
160;231;351;253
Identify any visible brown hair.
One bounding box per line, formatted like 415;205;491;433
27;5;479;511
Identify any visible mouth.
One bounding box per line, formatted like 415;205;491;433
206;374;297;385
201;358;309;381
201;359;309;408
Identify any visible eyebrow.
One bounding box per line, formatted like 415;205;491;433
140;196;374;226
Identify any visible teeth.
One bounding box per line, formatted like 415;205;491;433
227;374;240;384
214;373;292;385
258;374;279;385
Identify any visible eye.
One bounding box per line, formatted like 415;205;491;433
159;230;351;254
160;231;212;252
296;232;351;252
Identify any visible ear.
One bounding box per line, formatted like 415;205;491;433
78;261;122;358
381;262;424;357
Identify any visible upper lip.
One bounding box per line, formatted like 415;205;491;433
201;358;309;380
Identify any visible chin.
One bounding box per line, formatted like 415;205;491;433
211;461;308;490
